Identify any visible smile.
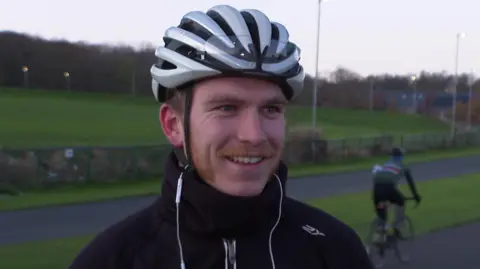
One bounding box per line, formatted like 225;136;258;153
226;156;265;164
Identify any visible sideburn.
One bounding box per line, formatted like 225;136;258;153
190;139;216;185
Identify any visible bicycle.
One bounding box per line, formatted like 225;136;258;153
364;197;418;268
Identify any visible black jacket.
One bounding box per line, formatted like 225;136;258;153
70;151;373;269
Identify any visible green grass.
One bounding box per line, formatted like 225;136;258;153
286;106;448;138
0;180;161;211
289;146;480;177
1;146;480;212
308;172;480;237
1;172;479;269
0;87;449;147
0;235;94;269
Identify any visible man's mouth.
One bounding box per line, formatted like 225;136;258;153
225;156;265;164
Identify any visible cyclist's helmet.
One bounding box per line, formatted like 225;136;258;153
389;147;405;157
150;4;305;102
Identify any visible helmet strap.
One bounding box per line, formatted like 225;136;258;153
182;89;195;173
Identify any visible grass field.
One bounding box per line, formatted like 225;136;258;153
1;146;480;212
0;87;449;147
1;172;479;269
309;173;480;237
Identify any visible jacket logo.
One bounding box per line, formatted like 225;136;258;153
302;225;326;236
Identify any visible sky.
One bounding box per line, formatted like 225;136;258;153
1;0;478;77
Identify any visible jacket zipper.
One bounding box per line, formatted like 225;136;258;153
223;239;236;269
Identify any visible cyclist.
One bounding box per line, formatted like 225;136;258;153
371;147;421;242
70;4;372;269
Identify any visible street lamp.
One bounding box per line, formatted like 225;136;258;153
22;66;29;88
410;75;417;114
64;72;71;91
467;68;475;130
451;32;466;138
311;0;329;158
312;0;325;134
368;77;375;112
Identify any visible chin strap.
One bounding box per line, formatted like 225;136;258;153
173;85;195;269
182;88;195;173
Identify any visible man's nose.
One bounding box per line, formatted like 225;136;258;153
236;110;267;145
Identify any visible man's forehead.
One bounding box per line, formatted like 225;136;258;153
195;77;286;103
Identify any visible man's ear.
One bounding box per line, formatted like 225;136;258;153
159;104;184;148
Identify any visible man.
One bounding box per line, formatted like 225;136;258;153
371;147;421;240
70;5;372;269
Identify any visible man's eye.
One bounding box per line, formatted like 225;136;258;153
264;106;281;114
217;105;236;112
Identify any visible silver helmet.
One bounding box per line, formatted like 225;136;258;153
150;4;305;102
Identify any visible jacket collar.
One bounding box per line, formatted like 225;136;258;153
157;150;288;238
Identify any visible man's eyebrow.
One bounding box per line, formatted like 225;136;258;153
263;97;288;106
205;96;244;105
204;95;288;106
206;96;288;105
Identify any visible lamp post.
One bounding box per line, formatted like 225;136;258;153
467;69;475;130
451;32;466;138
22;66;29;88
410;75;417;114
311;0;329;159
368;77;375;112
312;0;326;137
64;72;71;91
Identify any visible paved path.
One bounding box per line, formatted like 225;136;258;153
388;222;480;269
1;155;480;246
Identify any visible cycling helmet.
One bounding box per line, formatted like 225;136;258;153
389;147;405;157
150;5;305;170
150;4;305;102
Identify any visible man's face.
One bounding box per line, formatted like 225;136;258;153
160;77;287;197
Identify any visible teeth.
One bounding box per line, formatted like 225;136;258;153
229;156;263;164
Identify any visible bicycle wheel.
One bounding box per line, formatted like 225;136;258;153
392;215;415;263
364;218;387;268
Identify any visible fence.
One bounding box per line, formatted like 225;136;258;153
2;130;480;191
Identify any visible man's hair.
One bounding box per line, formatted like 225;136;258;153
164;87;187;114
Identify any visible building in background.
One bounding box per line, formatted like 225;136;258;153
379;88;474;115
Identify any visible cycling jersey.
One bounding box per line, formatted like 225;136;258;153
372;160;420;201
69;150;373;269
372;164;382;174
372;161;411;185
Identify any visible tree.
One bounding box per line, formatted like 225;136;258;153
1;31;479;112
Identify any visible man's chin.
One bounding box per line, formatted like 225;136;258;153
228;187;265;197
214;181;268;197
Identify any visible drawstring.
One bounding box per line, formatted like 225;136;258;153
175;171;283;269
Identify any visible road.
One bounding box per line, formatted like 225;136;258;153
388;222;480;269
1;154;480;246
